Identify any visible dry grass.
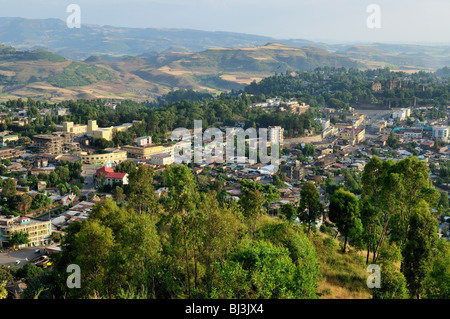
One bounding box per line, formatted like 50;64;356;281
311;233;372;299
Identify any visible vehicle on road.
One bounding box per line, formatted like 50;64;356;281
31;255;52;268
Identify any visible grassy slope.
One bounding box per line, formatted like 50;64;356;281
311;232;372;299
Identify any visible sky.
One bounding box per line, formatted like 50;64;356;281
0;0;449;44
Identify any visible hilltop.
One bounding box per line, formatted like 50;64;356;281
1;17;449;71
0;43;360;102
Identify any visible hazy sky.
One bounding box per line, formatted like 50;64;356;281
0;0;449;44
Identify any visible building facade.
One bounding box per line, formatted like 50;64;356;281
149;153;175;166
80;148;127;165
62;120;134;141
96;167;129;186
32;132;77;155
432;126;450;142
122;145;173;160
0;216;52;248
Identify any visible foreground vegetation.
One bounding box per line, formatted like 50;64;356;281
0;155;448;299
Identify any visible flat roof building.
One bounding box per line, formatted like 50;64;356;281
0;216;52;248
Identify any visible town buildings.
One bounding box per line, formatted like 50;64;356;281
0;216;52;248
62;120;134;141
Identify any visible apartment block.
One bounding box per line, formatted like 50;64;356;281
32;132;77;155
0;216;52;248
0;148;25;159
122;144;173;159
79;148;127;165
149;152;174;166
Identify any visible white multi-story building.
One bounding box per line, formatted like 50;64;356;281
269;126;284;143
315;118;330;130
392;108;411;120
149;152;175;166
432;126;450;141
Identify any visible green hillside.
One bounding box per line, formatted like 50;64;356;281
48;61;116;88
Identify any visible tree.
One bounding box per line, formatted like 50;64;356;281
55;166;70;183
280;203;296;221
50;232;62;243
112;186;125;204
422;239;450;299
0;281;7;299
371;241;409;299
302;144;315;156
360;198;383;264
438;191;449;213
2;178;16;197
387;132;399;148
372;262;409;299
27;175;39;190
217;239;318;299
0;265;14;284
272;174;285;189
115;160;136;175
71;185;81;197
127;165;156;214
18;177;28;187
47;171;59;187
361;156;439;263
16;264;43;283
9;231;30;248
298;181;323;233
329;189;360;253
0;164;7;175
16;193;33;214
239;188;265;223
71;219;115;297
239;180;280;216
402;201;438;299
163;165;202;297
57;182;69;196
31;194;52;210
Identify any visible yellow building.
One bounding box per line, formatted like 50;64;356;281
79;148;127;165
339;127;365;144
0;216;52;248
92;128;114;141
62;120;133;141
0;135;19;144
149;153;175;166
122;145;173;159
63;121;87;136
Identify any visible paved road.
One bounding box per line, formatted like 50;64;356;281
81;164;101;198
0;247;46;268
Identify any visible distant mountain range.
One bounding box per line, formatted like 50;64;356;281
0;17;449;102
0;17;317;60
1;17;449;70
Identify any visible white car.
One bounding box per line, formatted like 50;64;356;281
14;260;20;265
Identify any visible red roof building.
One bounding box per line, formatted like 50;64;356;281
96;167;128;186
